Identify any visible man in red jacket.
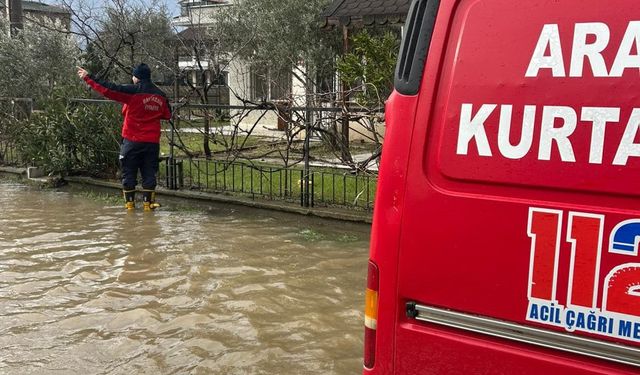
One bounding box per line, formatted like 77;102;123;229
77;64;172;211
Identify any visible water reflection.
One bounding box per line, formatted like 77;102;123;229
0;182;370;374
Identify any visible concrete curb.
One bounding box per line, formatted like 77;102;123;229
0;166;27;176
0;167;372;224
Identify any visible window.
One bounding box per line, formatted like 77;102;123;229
251;66;291;101
316;65;337;102
211;71;228;86
270;67;292;101
251;66;269;101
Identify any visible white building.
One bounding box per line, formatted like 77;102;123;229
172;0;319;137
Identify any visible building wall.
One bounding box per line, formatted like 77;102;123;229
2;1;72;32
23;10;71;31
227;60;387;142
173;0;387;143
227;59;282;137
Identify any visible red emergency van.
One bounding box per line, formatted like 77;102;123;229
364;0;640;373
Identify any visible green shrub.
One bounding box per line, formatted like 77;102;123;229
15;89;122;177
337;29;400;106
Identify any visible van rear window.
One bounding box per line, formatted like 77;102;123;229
395;0;440;95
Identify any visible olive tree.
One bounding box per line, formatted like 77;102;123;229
212;0;348;167
0;18;80;101
215;0;340;81
0;18;122;175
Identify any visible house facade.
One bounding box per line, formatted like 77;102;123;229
320;0;410;143
2;0;71;34
22;1;70;30
172;0;316;136
172;0;411;139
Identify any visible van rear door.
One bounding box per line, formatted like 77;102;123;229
394;0;640;373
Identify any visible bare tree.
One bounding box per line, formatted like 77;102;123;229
59;0;390;176
58;0;174;81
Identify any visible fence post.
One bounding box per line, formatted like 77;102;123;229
167;158;180;190
300;169;304;207
177;160;184;188
303;119;310;208
165;158;169;187
311;172;314;208
167;108;178;190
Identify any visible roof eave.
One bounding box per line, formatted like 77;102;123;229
322;14;406;29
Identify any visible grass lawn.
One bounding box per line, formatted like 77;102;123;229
160;132;267;158
158;131;379;209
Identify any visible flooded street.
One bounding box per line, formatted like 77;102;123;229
0;181;370;374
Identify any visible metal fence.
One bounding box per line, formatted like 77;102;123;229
157;100;380;210
0;97;380;211
161;158;377;210
0;144;19;166
0;98;32;166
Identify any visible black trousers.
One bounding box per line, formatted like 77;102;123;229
119;139;159;190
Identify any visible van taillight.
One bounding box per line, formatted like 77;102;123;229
364;260;379;369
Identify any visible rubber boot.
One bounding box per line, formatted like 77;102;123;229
123;190;135;210
142;190;161;211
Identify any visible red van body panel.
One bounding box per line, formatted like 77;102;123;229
366;0;640;373
367;91;419;374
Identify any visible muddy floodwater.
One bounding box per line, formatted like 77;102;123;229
0;182;371;374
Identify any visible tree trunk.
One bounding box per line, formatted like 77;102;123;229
203;76;211;159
